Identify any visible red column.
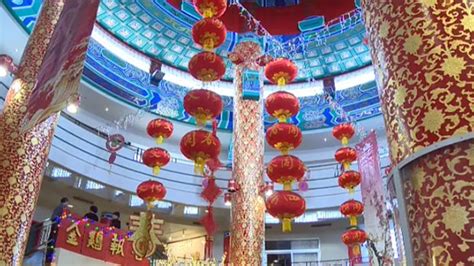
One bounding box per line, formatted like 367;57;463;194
362;1;474;264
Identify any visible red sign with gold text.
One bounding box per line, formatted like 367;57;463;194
20;0;99;132
55;215;149;265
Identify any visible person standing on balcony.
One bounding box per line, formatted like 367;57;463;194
84;205;99;222
50;197;70;222
110;211;121;229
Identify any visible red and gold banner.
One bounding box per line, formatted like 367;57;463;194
355;132;391;260
20;0;99;132
55;214;149;265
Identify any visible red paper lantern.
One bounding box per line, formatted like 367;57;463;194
264;58;298;86
142;148;171;176
266;155;305;189
332;123;355;146
265;91;300;122
340;199;364;226
342;228;367;246
338;170;362;192
266;123;302;154
147;118;174;144
189;52;226;82
184;89;223;126
193;0;227;18
192;18;227;51
335;147;357;170
266;191;306;232
180;130;221;174
136;180;167;209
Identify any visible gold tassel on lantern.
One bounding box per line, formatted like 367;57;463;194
282;218;292;232
153;166;161;176
155;135;164;144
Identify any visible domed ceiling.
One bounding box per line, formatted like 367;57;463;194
2;0;381;131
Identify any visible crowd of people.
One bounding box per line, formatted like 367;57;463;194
51;197;122;229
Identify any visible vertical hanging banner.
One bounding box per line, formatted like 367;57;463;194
355;132;392;262
20;0;100;132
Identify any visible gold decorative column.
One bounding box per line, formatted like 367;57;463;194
0;1;64;264
362;1;474;264
230;42;265;265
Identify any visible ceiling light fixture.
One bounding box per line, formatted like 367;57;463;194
224;193;232;206
66;93;81;114
0;54;17;77
265;182;274;197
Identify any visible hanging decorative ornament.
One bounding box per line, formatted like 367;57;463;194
180;130;221;174
266;155;306;190
192;18;227;51
335;147;357;170
228;51;243;65
266;123;302;154
136;180;167;209
332;123;355;146
201;177;222;205
264;58;298;86
265;91;300;122
193;0;227;18
338;170;362;192
106;134;125;164
256;54;274;67
342;228;367;247
188;52;226;82
266;191;306;233
146;118;174;144
142;148;171;175
184;89;223;126
340;199;364;226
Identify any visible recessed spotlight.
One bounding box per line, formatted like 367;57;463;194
67;103;78;113
323;138;327;142
105;107;109;112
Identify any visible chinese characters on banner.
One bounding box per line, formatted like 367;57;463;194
55;215;149;265
20;0;99;132
355;131;393;263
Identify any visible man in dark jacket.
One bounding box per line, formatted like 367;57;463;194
84;205;99;222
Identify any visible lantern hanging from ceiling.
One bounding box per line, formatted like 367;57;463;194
332;123;355;146
265;91;300;122
266;123;302;154
146;118;174;144
142;148;171;176
338;170;362;192
192;18;227;51
335;147;357;170
266;191;306;233
188;52;226;82
340;199;364;226
184;89;223;126
180;130;221;174
193;0;227;18
265;58;298;86
342;228;367;246
266;155;305;190
136;180;167;209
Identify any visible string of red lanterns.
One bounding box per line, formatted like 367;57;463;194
264;60;306;233
332;123;367;256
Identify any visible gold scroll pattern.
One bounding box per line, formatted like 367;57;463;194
402;140;474;265
361;0;474;164
0;1;64;265
230;42;265;266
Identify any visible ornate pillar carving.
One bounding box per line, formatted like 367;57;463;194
230;41;265;265
0;1;63;264
362;1;474;264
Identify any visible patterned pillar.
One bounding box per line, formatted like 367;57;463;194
362;1;474;264
0;1;64;265
230;42;265;265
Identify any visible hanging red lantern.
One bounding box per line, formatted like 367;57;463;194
266;155;305;190
184;89;223;126
147;118;174;144
338;170;362;192
136;180;167;209
342;228;367;246
188;52;226;82
332;123;355;146
264;58;298;86
266;123;302;154
335;147;357;170
266;191;306;233
340;199;364;226
265;91;300;122
180;130;221;174
142;148;171;176
192;18;227;51
193;0;227;18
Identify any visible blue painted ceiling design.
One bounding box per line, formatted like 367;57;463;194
2;0;381;131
